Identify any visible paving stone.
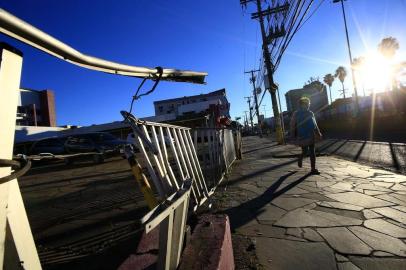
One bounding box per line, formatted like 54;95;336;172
355;183;392;192
300;192;336;202
238;183;263;194
374;194;406;206
349;226;406;257
330;182;354;191
326;192;395;208
371;175;406;183
256;205;287;222
303;228;324;242
286;228;303;238
335;254;349;262
364;190;390;196
256;238;337;270
393;205;406;213
372;207;406;224
317;227;372;255
322;187;348;194
362;209;383;219
271;197;317;211
316;181;335;188
349;256;406;270
274;208;362;228
392;193;406;203
235;224;286;239
317;201;364;211
374;182;394;188
282;187;310;195
337;262;361;270
285;235;307;242
364;218;406;238
373;251;395;257
391;184;406;191
299;185;321;193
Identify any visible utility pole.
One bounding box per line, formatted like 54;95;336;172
262;105;266;118
244;96;254;133
245;69;262;137
244;111;249;129
241;0;288;144
333;0;359;114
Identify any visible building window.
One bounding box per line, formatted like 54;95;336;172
158;106;163;112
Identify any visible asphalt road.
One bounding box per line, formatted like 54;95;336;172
19;157;149;270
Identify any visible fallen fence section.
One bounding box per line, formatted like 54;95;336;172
123;112;209;210
192;128;239;192
140;179;192;270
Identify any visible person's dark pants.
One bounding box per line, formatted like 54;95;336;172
301;144;316;170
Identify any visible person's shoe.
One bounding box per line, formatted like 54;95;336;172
298;157;303;168
310;169;320;175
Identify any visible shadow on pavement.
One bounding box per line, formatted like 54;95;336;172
242;142;279;155
221;171;312;231
220;159;299;188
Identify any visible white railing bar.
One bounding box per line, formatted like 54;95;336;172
169;128;200;203
189;130;209;192
180;130;205;193
135;130;165;198
151;126;173;190
0;9;207;84
142;126;172;192
158;126;179;190
174;129;201;199
185;130;209;194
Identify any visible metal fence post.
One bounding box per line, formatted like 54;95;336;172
0;43;41;269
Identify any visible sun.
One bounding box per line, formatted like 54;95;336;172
358;51;393;93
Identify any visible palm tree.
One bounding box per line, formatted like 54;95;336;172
335;66;347;98
352;57;366;96
378;37;399;59
323;74;334;104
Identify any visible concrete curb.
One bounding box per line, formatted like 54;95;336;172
179;214;235;270
117;227;159;270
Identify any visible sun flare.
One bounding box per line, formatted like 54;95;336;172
357;51;394;93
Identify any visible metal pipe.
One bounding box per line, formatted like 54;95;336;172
0;8;207;84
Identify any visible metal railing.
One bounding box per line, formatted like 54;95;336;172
123;112;209;209
0;8;208;269
192;128;238;191
140;179;192;270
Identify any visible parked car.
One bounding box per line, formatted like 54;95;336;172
64;132;127;164
29;137;68;155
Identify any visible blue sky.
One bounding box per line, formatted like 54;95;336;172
1;0;405;126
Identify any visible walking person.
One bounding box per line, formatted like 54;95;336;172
290;97;322;174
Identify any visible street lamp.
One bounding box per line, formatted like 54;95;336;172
333;0;360;114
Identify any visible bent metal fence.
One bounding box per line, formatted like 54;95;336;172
0;8;207;270
192;128;239;191
122;111;210;210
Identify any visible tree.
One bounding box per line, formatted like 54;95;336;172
352;57;366;96
323;73;335;104
378;37;400;91
378;37;399;59
335;66;347;98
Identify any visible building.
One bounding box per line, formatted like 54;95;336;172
285;81;329;115
153;89;231;127
17;88;56;126
154;89;229;117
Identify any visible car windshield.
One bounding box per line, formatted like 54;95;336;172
89;133;116;142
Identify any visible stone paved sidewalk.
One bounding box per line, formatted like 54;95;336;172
212;136;406;270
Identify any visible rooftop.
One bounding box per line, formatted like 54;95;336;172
154;89;226;105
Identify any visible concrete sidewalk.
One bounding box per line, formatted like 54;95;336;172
212;136;406;270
